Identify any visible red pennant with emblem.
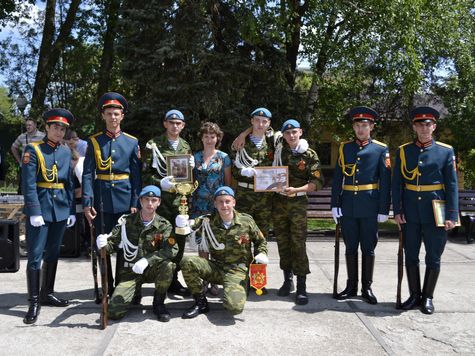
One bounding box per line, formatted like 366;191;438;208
249;263;267;296
385;152;391;168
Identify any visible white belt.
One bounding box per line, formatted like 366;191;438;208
238;182;254;189
278;192;307;197
124;262;134;268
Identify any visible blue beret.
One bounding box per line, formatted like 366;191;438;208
98;92;128;112
281;119;300;132
139;185;161;198
165;109;185;121
348;106;379;122
43;108;74;126
250;107;272;119
410;106;440;123
214;186;235;198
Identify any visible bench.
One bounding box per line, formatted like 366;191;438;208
307;188;332;218
459;190;475;243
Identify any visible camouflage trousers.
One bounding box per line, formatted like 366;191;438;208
180;256;249;315
108;260;175;320
272;194;310;276
235;187;273;239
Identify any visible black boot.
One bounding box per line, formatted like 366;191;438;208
421;269;439;315
168;269;191;297
277;270;295;296
40;262;69;307
153;291;171;322
131;283;142;305
182;292;209;319
361;255;378;305
400;265;421;310
335;255;358;300
295;275;308;305
23;269;41;324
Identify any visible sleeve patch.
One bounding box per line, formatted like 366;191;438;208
22;152;30;164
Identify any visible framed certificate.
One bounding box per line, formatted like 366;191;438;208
254;166;288;192
432;200;461;227
166;154;193;183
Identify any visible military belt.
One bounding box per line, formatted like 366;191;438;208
342;183;379;192
96;173;129;181
278;192;307;197
405;183;445;192
237;182;254;189
36;182;64;189
123;262;134;268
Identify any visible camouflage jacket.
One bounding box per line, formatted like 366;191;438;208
192;210;268;266
280;143;324;190
105;212;177;267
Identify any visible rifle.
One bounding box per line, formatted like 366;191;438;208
98;184;109;329
396;224;404;309
332;222;340;298
89;222;101;304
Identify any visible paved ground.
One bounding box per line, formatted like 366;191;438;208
1;235;474;356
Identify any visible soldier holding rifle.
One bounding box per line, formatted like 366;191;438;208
331;107;391;305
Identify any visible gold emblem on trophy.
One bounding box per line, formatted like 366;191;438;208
175;181;199;216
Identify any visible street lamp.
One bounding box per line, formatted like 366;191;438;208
16;94;28;117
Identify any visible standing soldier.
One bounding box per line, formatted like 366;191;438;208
392;106;458;314
82;92;142;295
331;107;391;305
96;185;177;322
143;109;194;297
22;109;76;324
272;119;324;305
176;186;268;318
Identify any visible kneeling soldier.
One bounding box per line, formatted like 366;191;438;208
96;185;177;322
177;186;268;318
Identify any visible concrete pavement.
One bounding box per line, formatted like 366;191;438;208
1;236;474;355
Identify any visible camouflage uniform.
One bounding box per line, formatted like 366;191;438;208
104;212;177;320
143;134;192;266
181;210;268;314
273;144;324;276
231;134;275;239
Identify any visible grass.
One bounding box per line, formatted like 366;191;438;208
307;218;399;231
0;182;17;193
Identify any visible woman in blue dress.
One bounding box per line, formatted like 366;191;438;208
191;122;231;295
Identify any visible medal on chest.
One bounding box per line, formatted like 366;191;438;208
297;159;306;171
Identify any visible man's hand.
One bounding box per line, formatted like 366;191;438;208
444;220;455;231
240;167;257;177
295;139;309;154
66;215;76;227
254;253;269;264
331;207;342;224
394;214;406;225
30;215;45;227
132;258;149;274
231;128;252;150
84;206;97;226
377;214;389;223
130;207;138;214
160;176;176;192
175;214;191;235
189;156;195;168
96;233;110;249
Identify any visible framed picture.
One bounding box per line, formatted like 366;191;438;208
254;166;288;192
166;154;193;183
432;200;461;227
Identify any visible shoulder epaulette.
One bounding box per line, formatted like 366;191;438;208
436;141;452;149
372;139;387;147
398;142;412;149
123;132;138;140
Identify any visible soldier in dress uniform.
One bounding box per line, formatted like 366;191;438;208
82;92;142;296
176;186;268;318
22;108;76;324
143;109;194;297
272;119;324;305
392;106;458;314
96;185;177;322
331;106;391;304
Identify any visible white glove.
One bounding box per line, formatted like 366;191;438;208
296;139;309;154
96;233;110;249
377;214;389;223
30;215;45;227
331;207;343;224
132;257;149;274
175;214;191;235
160;175;176;192
66;215;76;227
240;167;257;177
189;156;195;168
254;253;269;264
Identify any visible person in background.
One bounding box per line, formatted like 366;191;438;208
190;122;232;296
65;129;87;157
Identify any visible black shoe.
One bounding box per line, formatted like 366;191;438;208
277;270;294;297
23;269;40;324
168;271;191;297
295;275;308;305
335;283;357;300
40;262;69;307
420;269;439;315
182;293;209;319
421;297;434;314
400;293;421;310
